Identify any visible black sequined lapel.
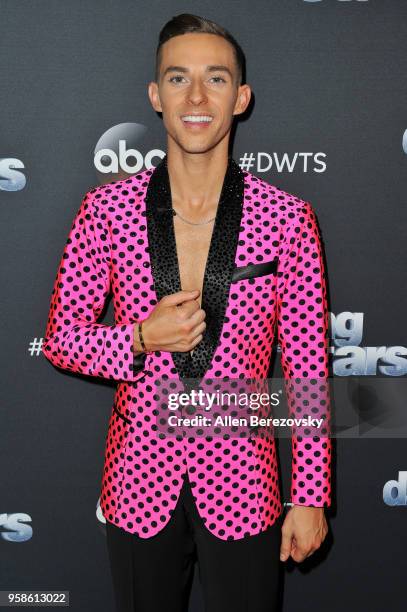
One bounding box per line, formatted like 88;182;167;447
145;153;245;384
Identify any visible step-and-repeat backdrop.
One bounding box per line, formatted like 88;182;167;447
1;1;406;610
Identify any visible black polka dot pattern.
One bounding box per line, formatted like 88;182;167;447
42;155;331;540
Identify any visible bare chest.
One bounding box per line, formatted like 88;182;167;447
173;218;215;308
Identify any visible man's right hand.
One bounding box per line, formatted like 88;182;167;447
138;289;206;353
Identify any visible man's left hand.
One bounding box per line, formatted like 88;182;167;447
279;505;328;563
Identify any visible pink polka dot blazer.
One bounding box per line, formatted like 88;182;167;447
42;154;332;541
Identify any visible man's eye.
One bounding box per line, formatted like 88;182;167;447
210;76;226;83
169;76;185;83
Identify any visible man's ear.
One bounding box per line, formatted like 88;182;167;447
148;82;162;113
233;84;251;117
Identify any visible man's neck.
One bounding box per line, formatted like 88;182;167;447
166;149;229;211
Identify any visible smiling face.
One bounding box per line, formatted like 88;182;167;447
148;32;251;155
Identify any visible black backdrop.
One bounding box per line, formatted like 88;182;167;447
1;1;406;610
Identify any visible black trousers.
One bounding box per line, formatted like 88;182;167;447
105;472;283;612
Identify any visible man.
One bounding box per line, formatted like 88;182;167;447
42;12;331;612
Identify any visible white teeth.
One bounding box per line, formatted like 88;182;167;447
182;115;213;123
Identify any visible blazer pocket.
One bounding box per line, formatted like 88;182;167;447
231;258;278;282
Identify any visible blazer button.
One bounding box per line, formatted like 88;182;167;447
143;262;149;268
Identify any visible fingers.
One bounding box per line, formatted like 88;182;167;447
280;527;315;563
282;540;319;563
279;530;292;562
291;546;312;563
163;289;200;307
177;297;202;318
176;315;207;351
189;333;204;348
145;291;206;353
176;299;206;328
189;320;206;342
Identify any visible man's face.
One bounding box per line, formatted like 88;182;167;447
148;33;251;155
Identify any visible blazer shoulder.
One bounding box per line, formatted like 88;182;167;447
81;167;153;208
243;169;315;221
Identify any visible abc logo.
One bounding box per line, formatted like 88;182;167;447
94;122;164;179
95;142;164;175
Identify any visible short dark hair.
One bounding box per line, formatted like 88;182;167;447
155;13;246;86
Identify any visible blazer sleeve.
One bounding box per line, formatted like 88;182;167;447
276;201;332;507
42;189;150;382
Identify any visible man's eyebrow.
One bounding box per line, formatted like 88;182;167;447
162;64;233;78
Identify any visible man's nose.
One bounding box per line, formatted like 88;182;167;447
186;80;208;104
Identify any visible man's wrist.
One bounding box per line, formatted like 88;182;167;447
133;320;152;354
292;503;325;511
133;322;144;353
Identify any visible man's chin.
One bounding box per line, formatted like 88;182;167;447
170;134;226;155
